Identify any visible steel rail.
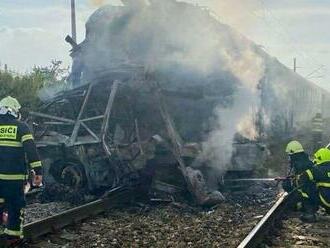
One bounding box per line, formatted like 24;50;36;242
23;186;130;240
237;192;293;248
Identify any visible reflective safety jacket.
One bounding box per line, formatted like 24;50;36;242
0;115;42;181
295;169;316;200
288;152;315;199
298;162;330;208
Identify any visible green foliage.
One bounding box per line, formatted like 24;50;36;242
0;60;68;111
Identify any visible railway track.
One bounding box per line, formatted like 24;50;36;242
22;183;277;247
238;192;292;248
238;190;330;248
23;183;329;248
23;186;132;242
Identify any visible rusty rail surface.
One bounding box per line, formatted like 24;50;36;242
237;192;293;248
23;186;130;240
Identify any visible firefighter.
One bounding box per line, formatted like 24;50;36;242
312;113;323;151
285;141;319;222
293;148;330;222
311;148;330;214
0;96;42;246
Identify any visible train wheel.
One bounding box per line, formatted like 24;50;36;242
60;163;86;189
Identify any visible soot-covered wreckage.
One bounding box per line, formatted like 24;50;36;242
29;0;330;205
30;76;224;206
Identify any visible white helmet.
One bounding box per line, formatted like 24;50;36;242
0;96;21;118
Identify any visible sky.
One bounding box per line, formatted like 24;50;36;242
0;0;329;89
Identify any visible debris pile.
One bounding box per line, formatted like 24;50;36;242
38;184;95;204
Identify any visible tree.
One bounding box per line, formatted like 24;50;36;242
0;60;68;112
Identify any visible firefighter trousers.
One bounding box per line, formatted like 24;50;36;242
296;188;330;214
0;180;25;239
294;183;319;214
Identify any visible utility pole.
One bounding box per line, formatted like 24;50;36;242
71;0;77;43
293;58;297;72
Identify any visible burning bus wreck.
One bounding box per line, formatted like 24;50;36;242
29;69;224;206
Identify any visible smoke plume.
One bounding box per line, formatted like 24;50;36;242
76;0;266;177
209;0;261;32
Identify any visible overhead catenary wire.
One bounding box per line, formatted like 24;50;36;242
256;0;326;83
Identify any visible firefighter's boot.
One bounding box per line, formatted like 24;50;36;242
300;212;317;223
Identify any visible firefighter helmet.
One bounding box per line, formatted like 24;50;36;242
286;141;304;155
0;96;21;113
313;148;330;165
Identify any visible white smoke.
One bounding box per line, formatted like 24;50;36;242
202;59;265;175
79;0;266;175
199;30;265;175
208;0;261;32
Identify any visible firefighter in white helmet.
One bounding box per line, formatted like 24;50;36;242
0;96;43;246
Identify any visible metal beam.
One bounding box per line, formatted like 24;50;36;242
68;84;93;146
100;81;120;181
101;80;120;139
30;112;75;124
80;122;100;142
80;115;104;122
71;0;77;43
43;122;73;126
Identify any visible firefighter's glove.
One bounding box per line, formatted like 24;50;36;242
32;175;43;187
